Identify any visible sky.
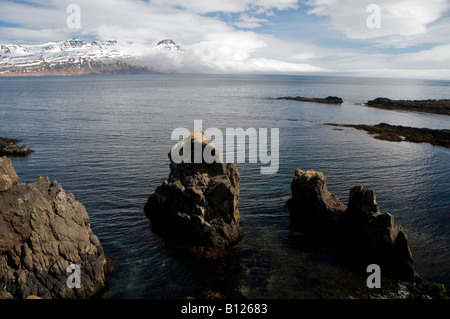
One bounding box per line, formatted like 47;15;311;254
0;0;449;79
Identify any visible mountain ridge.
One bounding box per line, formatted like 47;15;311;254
0;38;183;76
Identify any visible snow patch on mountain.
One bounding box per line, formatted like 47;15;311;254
0;38;184;76
152;39;184;52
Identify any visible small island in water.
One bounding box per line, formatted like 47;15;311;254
327;123;450;148
277;96;343;104
364;98;450;115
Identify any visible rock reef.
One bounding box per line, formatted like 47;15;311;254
0;156;107;299
366;97;450;115
327;123;450;148
287;169;418;282
277;96;343;104
144;132;241;250
0;137;33;157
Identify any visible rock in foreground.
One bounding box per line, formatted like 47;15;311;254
0;156;106;299
287;169;346;231
287;169;418;282
144;132;241;249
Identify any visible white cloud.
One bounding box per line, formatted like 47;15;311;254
394;44;450;69
305;0;450;41
227;57;325;73
0;27;70;44
300;44;450;79
0;0;449;78
234;14;268;29
0;0;325;74
0;1;65;30
152;0;299;14
0;0;233;44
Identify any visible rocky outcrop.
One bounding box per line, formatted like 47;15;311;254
0;137;33;156
341;186;416;282
0;156;107;299
287;169;347;232
0;156;19;192
327;123;450;148
366;97;450;115
277;96;343;104
144;132;241;249
287;169;418;282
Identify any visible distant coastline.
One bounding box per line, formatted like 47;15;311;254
0;62;149;77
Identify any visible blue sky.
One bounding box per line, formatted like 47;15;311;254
1;0;449;79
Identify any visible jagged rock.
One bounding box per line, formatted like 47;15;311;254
341;186;416;282
286;169;347;231
144;132;241;249
0;157;19;192
0;156;106;299
287;169;418;282
0;137;32;157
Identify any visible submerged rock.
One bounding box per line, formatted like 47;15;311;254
144;132;241;249
0;156;107;299
287;169;418;282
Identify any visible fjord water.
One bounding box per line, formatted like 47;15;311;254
1;74;449;298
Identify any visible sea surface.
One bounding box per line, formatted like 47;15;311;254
1;74;449;298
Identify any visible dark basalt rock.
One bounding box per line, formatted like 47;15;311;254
144;132;241;250
0;156;107;299
340;186;416;282
286;168;346;232
327;123;450;148
277;96;343;104
287;169;418;282
366;97;450;115
0;137;33;157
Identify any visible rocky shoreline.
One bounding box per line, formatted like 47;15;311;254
287;169;447;299
365;97;450;115
1;132;448;299
0;137;33;156
327;123;450;148
0;156;109;299
277;96;343;104
287;169;417;282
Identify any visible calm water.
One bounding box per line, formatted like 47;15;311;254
1;74;449;298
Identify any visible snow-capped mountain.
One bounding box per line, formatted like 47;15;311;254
0;38;183;76
152;39;184;52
